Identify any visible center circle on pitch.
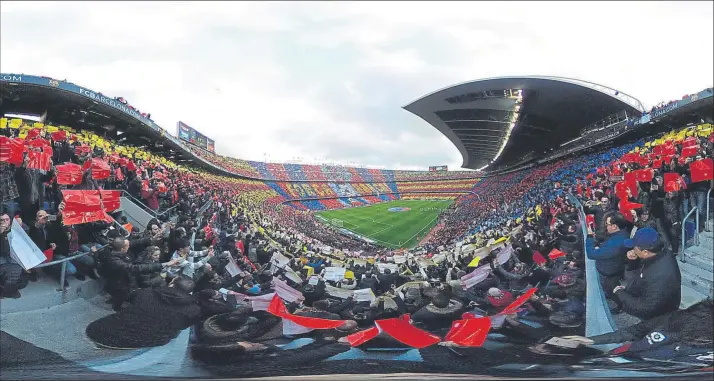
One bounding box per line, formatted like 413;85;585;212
388;207;411;212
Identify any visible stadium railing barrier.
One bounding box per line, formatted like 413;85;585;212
566;194;618;351
680;206;699;263
31;214;129;302
707;187;712;232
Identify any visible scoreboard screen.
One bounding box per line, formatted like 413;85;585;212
429;165;448;172
177;121;215;153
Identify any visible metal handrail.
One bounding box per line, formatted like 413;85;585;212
120;189;179;220
680;206;698;263
34;244;109;294
707;185;712;232
121;190;157;217
156;203;180;217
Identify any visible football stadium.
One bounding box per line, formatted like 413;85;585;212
1;3;713;381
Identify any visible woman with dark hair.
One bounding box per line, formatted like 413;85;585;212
135;246;165;288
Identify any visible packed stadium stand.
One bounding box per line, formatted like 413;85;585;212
1;73;712;379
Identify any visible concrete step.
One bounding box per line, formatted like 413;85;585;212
680;270;713;297
680;285;708;309
697;230;713;248
678;259;714;283
0;298;143;364
87;293;114;312
1;273;102;315
686;252;714;273
685;245;713;261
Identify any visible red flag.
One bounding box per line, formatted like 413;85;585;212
634;168;653;182
690;158;714;183
0;137;25;165
532;251;546;266
89;158;111;179
652;159;662;169
43;248;54;263
638;156;650;167
100;190;121;213
501;288;538;315
126;161;137;171
619;200;644;222
614;181;630;199
664;173;684;192
662;145;676;155
346;327;380;347
585;214;595;227
682;137;697;147
114;167;124;181
548;248;566;260
375;318;442;348
55;163;83;185
74;145;91;155
444;317;491;347
61;190;112;225
266;295;345;329
27;128;42;140
50;131;67;141
623;172;638;196
27;138;50;149
682;146;698;158
27;147;52;171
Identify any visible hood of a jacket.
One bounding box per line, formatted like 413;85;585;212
153;287;196;306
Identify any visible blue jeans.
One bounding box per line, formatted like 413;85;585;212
689;191;707;220
1;200;19;219
53;255;77;276
76;244;100;267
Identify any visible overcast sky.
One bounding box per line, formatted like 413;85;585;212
1;1;712;170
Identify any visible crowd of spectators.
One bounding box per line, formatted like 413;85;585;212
177;140;487;183
0;118;712;369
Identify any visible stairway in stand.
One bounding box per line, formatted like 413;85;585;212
679;219;714;308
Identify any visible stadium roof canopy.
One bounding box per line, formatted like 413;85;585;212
403;76;645;171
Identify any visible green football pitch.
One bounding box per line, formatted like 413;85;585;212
315;199;453;249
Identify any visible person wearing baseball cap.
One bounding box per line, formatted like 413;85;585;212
612;228;681;320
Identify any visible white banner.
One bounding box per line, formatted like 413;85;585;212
497;245;514;266
376;263;398;274
225;254;240;277
270;252;290;268
283;319;314;335
353;288;376;303
325;284;354;299
460;266;491;290
323;267;346;282
273;278;304;303
9;219;47;270
392;255;406;264
249;292;275;311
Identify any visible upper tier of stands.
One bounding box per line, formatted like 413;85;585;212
184;140;481;182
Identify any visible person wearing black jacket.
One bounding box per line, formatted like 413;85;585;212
86;276;202;348
14;153;55;225
0;213;28;298
614;228;681;320
103;237;180;311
